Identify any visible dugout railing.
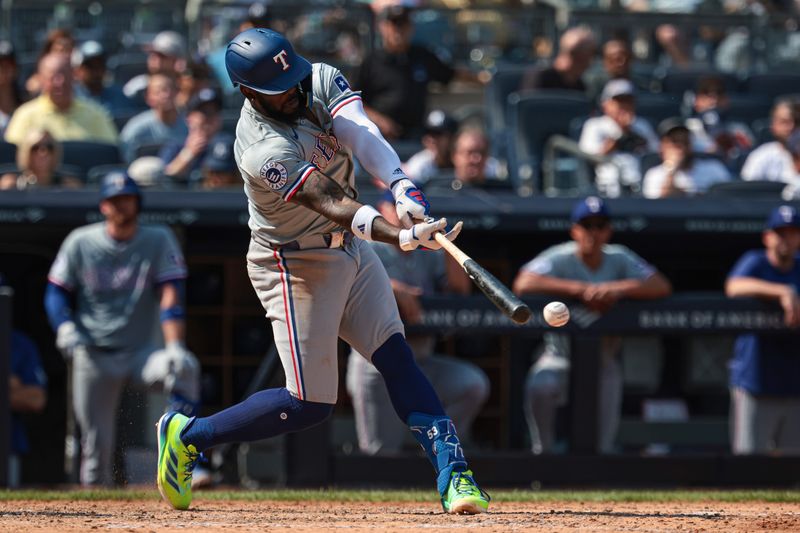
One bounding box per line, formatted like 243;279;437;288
300;294;800;489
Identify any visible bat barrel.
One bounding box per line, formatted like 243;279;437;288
463;259;532;324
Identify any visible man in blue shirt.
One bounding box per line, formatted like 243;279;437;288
726;205;800;454
9;330;48;487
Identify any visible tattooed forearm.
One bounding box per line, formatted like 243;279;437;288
290;170;402;243
291;170;362;227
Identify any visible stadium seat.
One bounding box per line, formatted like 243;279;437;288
108;52;148;85
484;65;531;137
750;118;773;145
656;68;740;96
0;162;18;175
635;92;682;127
133;142;166;159
742;72;800;101
112;108;146;132
0;140;16;164
506;90;592;192
725;95;773;132
61;141;122;176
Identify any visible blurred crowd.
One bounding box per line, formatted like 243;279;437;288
0;0;799;198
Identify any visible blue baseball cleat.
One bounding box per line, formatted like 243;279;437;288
156;411;199;510
441;469;491;514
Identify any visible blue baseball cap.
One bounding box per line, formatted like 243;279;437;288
571;196;610;223
766;205;800;230
100;171;141;202
202;136;237;172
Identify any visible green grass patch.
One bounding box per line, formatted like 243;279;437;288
1;488;800;503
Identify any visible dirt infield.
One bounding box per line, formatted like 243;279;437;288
1;499;799;532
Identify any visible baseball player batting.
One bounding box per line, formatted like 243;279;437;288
156;28;490;514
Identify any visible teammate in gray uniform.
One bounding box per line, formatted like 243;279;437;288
347;191;490;454
45;172;200;486
513;197;672;453
156;28;490;515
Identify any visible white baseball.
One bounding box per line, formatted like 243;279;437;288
543;301;570;327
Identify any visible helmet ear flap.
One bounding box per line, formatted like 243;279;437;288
298;73;313;108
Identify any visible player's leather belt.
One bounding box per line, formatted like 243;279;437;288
278;231;353;251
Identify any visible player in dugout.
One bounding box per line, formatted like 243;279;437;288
155;28;490;515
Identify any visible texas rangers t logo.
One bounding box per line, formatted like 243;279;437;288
273;50;290;71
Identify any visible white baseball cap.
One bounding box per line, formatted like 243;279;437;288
600;78;635;102
149;31;186;58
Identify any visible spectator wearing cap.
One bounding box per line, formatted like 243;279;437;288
197;135;239;189
642;118;731;198
512;196;672;454
355;4;466;140
725;205;800;455
123;31;187;107
5;53;118;145
401;109;457;184
684;75;753;166
741;98;800;184
520;26;596;94
160;88;223;182
120;74;188;163
579;78;659;197
0;40;25;136
73;41;132;116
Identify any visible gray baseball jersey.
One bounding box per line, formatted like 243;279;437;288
521;241;657;453
48;222;187;349
522;241;655;359
235;63;361;247
235;63;403;404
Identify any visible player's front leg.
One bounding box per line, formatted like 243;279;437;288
369;332;490;514
408;413;491;514
156;411;199;510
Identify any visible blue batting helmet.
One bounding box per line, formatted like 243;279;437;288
225;28;312;95
100;171;141;202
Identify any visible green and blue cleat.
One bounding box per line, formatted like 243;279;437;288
156;411;199;510
441;469;491;514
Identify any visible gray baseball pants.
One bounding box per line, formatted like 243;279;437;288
71;345;200;486
730;386;800;454
246;237;404;404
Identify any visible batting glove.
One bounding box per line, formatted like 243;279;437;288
399;218;463;251
392;177;430;229
56;321;88;360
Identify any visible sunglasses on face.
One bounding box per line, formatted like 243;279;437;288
32;142;55;152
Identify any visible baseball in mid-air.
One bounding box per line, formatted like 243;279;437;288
543;301;570;327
